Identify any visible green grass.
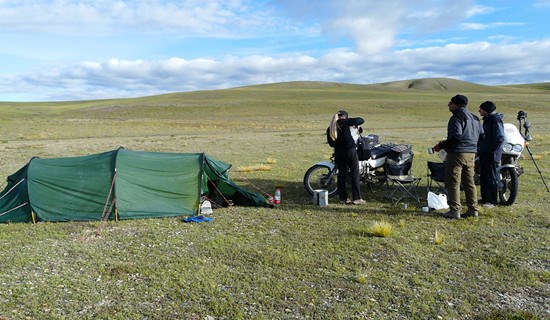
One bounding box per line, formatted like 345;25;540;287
0;78;549;319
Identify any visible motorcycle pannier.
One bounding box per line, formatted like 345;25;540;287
388;144;413;162
368;143;394;160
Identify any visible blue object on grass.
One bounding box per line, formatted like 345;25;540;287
183;215;213;223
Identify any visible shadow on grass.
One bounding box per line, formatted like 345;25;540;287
473;309;542;320
347;227;389;238
236;177;441;217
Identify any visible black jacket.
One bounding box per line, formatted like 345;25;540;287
478;112;504;161
326;117;365;150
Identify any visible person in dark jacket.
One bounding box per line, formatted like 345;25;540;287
327;110;366;205
477;101;505;207
433;94;484;219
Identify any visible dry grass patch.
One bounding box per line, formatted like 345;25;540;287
369;221;393;237
354;274;368;284
235;164;273;172
434;229;444;245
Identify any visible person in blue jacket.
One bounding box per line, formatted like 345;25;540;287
327;110;366;205
477;101;505;207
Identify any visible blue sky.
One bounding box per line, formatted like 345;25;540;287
1;0;549;102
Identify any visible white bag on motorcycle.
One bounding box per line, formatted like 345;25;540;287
427;191;449;210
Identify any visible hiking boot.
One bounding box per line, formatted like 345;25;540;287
462;209;479;218
442;210;460;219
352;199;366;205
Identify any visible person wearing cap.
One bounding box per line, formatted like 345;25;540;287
327;110;366;205
433;94;484;219
477;101;504;207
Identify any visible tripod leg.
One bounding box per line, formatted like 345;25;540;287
526;146;550;192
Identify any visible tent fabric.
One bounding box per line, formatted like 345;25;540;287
0;165;32;222
0;149;267;223
115;150;202;220
203;156;267;207
28;150;117;222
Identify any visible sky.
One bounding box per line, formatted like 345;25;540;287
1;0;550;102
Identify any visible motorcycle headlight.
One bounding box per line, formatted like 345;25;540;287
512;144;523;153
502;143;513;152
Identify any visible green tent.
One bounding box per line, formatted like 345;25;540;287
0;149;267;223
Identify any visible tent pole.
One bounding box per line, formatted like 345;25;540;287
198;153;207;215
31;210;36;224
101;172;117;221
0;178;26;201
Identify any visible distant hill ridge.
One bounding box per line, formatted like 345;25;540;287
231;77;548;93
2;77;548;105
376;77;494;91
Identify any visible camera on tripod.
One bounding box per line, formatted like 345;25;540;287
517;110;527;121
515;109;549;192
517;110;532;138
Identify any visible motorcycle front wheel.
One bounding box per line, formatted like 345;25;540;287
498;167;519;206
303;164;338;197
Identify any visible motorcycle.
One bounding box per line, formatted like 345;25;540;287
303;134;398;196
474;110;549;205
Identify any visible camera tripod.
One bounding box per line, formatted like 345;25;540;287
517;111;550;192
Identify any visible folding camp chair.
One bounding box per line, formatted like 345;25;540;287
385;156;421;204
427;161;446;194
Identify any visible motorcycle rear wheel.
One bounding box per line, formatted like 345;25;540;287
303;164;338;197
498;167;518;206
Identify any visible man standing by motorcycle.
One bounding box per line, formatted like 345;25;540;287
433;95;484;219
327;110;366;205
477;101;504;207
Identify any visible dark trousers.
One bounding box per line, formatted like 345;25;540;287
335;148;361;201
479;155;499;205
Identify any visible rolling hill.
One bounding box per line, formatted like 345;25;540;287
2;77;549;107
375;77;500;92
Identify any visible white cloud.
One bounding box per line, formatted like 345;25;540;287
389;40;550;84
461;22;526;30
1;0;550;101
460;23;487;31
534;0;550;8
274;0;475;54
2;39;549;101
466;5;495;17
0;0;297;38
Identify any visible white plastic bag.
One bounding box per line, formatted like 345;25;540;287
427;191;449;210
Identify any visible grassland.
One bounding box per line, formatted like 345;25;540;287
0;78;548;319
